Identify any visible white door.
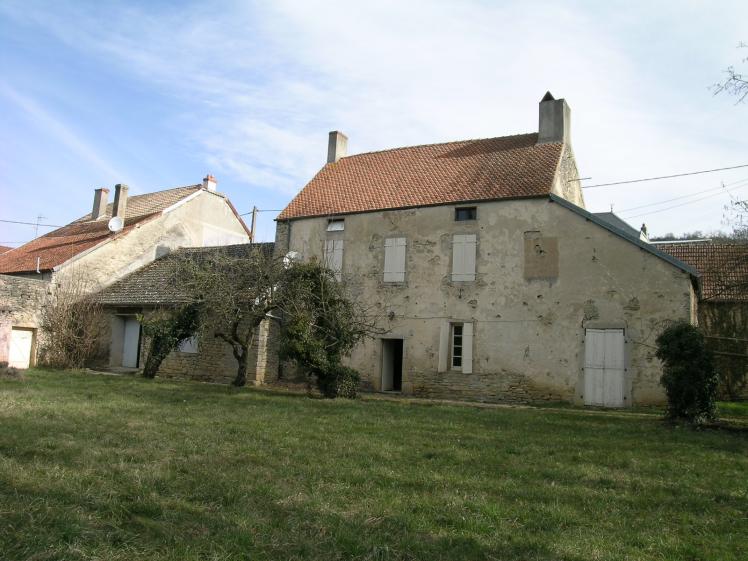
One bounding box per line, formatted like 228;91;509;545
9;328;34;369
122;318;141;368
584;329;625;407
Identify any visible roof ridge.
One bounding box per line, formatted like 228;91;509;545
125;183;202;201
339;132;541;160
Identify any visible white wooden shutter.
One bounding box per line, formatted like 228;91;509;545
324;239;343;280
584;329;624;407
451;234;476;281
384;237;406;282
462;322;473;374
438;321;449;372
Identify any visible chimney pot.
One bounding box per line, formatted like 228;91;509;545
327;131;348;164
537;92;571;145
91;187;110;220
202;174;217;192
112;184;129;223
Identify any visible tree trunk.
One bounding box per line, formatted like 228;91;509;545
232;347;250;387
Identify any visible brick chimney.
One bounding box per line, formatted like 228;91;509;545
91;187;109;220
537;91;571;145
202;174;217;192
327;131;348;163
112;184;129;222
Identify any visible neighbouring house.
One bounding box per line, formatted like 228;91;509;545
0;176;251;369
275;92;697;407
92;243;277;384
655;240;748;398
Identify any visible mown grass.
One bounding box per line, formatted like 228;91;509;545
0;369;746;561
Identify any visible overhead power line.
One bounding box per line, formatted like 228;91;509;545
239;209;283;216
576;163;748;189
616;176;748;213
0;218;63;228
621;181;748;219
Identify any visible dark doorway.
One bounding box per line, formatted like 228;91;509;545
381;339;403;392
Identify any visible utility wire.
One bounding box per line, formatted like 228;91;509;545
621;182;748;219
0;218;63;228
239;209;283;216
577;163;748;189
616;177;748;213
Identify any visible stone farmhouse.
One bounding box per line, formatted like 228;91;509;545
274;93;697;407
0;176;251;369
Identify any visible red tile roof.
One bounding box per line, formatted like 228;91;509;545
0;185;202;274
278;133;563;220
0;245;12;254
655;242;748;302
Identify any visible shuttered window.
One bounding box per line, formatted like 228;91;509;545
324;239;344;280
451;234;476;281
383;237;406;282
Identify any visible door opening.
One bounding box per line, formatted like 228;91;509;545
381;339;403;392
122;317;141;368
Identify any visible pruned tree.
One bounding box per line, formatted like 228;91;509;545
138;303;201;379
40;269;106;369
175;245;284;387
714;42;748;103
277;260;385;398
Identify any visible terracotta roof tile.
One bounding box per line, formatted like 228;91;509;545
655;242;748;302
278;133;563;220
0;185;201;274
0;245;12;254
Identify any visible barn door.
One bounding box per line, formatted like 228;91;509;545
584;329;625;407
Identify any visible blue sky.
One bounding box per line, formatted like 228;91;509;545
1;0;747;245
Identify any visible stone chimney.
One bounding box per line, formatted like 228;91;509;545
537;91;571;145
202;174;217;192
112;184;129;221
91;187;109;220
327;131;348;163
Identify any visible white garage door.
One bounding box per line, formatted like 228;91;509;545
9;328;34;369
122;318;141;368
584;328;625;407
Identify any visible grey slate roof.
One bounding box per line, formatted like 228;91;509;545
96;243;274;306
593;212;641;239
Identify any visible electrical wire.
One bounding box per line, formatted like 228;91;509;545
616;177;748;213
577;163;748;189
0;218;63;227
621;182;748;219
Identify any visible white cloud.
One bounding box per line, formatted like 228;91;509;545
1;0;747;238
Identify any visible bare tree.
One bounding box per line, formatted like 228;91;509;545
174;246;283;387
40;269;107;369
714;42;748;103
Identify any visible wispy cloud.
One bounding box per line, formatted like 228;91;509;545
0;83;125;181
1;0;747;239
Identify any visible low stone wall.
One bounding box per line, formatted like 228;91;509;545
407;368;573;404
0;274;50;365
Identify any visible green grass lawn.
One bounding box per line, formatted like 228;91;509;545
1;370;746;561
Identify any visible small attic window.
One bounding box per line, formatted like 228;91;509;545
327;218;345;232
455;207;477;221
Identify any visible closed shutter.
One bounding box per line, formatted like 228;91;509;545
462;322;473;374
324;239;344;280
452;234;476;281
384;237;406;282
438;321;449;372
